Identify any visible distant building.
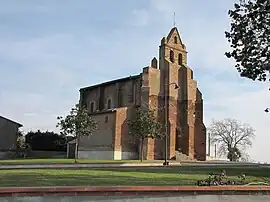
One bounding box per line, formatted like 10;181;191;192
0;116;22;150
78;27;206;161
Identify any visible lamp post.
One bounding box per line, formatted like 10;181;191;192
163;82;179;166
265;108;269;113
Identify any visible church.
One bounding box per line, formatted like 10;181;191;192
78;27;206;161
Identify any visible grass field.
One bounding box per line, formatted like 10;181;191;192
0;159;165;165
0;166;269;187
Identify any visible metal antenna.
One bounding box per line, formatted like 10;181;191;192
173;12;176;27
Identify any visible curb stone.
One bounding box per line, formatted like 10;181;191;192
1;186;270;196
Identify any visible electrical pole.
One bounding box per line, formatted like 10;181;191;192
208;133;211;156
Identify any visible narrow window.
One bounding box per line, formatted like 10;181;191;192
90;102;94;113
118;84;123;107
107;99;112;109
128;82;134;103
174;36;177;44
178;53;183;65
170;50;174;63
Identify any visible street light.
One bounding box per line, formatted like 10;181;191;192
265;108;269;113
163;82;179;166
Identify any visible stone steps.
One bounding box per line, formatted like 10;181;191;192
175;151;194;161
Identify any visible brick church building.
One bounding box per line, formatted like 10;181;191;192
78;27;206;161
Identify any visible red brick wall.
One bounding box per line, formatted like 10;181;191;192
114;107;137;154
194;123;206;161
146;95;206;160
111;100;206;161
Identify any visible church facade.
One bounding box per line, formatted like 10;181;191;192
78;27;206;161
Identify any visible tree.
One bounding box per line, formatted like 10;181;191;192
225;0;270;82
240;153;254;162
227;147;242;162
25;130;68;151
127;107;164;162
57;104;98;162
16;130;24;148
208;118;255;162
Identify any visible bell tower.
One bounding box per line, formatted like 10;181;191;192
159;27;187;67
158;27;204;160
158;27;188;159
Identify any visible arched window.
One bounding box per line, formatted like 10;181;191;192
107;99;112;109
174;36;177;44
169;50;174;63
90;102;94;113
178;53;183;65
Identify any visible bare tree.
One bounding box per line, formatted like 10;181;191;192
240;153;254;163
208;118;255;161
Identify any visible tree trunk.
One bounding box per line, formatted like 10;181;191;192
140;138;144;162
74;138;78;163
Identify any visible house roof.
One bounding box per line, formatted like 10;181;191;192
79;74;140;92
0;116;23;127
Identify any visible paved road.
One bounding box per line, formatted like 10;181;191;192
1;194;270;202
0;163;178;169
0;161;264;169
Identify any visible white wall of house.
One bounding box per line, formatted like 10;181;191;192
78;150;114;160
78;150;138;160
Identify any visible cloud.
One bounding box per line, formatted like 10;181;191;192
204;80;270;162
125;0;236;72
131;9;150;27
0;90;77;132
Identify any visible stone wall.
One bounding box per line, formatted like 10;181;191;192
78;111;116;159
79;111;115;151
78;108;138;160
79;76;142;160
0;151;14;159
28;151;66;159
80;76;141;112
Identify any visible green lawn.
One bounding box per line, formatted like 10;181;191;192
0;159;167;165
0;166;269;187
